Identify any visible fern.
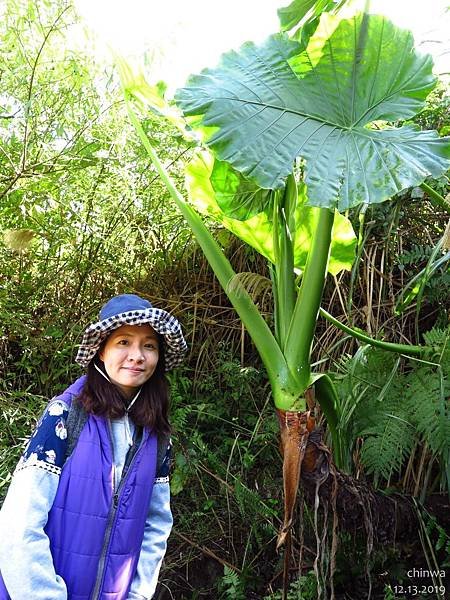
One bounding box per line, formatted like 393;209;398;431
334;347;396;423
422;327;450;352
334;348;409;469
263;571;317;600
405;330;450;493
360;395;415;482
398;244;433;266
332;327;450;489
218;566;246;600
234;479;277;521
405;367;450;457
226;271;272;306
171;405;192;431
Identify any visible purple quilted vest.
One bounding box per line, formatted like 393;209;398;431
0;377;158;600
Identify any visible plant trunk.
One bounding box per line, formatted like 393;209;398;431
276;406;316;549
276;390;317;600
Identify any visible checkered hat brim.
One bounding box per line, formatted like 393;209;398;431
75;308;187;371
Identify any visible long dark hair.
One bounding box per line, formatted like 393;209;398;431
78;334;170;436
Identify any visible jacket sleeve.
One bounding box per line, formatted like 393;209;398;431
0;399;69;600
128;443;173;600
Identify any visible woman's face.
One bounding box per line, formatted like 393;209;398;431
99;324;159;397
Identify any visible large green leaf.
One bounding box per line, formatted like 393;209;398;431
278;0;322;31
278;0;346;32
176;13;450;211
210;158;274;220
186;150;356;275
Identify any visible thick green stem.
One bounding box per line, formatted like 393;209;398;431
124;98;293;394
274;174;297;350
285;208;335;390
269;262;281;345
319;307;427;356
421;182;450;211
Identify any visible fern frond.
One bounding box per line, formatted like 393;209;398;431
219;566;246;600
399;244;433;266
235;479;259;517
333;348;415;478
405;367;450;457
226;272;272;305
171;405;192;430
332;330;450;487
423;327;450;359
360;401;415;481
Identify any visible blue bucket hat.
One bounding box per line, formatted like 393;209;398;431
76;294;187;371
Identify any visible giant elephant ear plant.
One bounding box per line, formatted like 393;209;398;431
119;6;450;595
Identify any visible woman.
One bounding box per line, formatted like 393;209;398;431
0;294;187;600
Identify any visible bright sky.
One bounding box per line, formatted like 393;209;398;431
74;0;449;93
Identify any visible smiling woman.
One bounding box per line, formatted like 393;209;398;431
0;294;188;600
99;324;160;397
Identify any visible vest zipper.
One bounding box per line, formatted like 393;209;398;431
90;420;144;600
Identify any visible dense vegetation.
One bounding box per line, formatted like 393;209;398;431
0;1;449;598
